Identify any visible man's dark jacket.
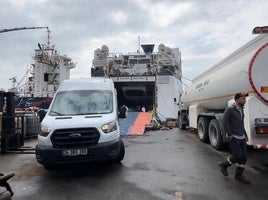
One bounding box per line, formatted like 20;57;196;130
223;105;248;138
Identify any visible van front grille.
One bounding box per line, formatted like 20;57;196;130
51;128;100;148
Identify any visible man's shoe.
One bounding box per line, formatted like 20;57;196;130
235;175;251;184
219;162;228;176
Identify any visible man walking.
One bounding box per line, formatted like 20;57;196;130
219;92;251;184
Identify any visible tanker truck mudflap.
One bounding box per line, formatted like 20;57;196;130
178;109;189;130
243;96;268;148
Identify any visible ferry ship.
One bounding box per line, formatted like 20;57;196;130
91;43;183;121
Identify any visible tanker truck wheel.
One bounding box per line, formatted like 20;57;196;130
197;117;209;143
208;119;223;150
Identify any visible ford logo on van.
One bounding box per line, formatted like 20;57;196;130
69;133;82;138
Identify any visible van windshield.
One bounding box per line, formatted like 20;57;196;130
49;90;113;116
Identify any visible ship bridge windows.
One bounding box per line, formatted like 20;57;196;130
129;59;151;64
114;60;122;64
132;55;147;58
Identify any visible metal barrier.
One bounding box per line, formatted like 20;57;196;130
24;114;40;138
0;92;30;153
0;115;24;153
0;91;41;153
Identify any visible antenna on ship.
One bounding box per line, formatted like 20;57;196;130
138;36;141;53
138;36;141;64
46;27;51;48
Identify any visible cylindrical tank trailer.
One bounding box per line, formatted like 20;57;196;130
182;34;268;109
180;35;268;150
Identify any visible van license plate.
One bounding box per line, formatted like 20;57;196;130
62;149;88;156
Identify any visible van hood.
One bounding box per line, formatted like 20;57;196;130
42;114;116;130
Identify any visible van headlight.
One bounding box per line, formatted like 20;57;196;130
39;125;51;137
101;121;118;133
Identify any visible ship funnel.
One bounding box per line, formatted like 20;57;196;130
141;44;154;54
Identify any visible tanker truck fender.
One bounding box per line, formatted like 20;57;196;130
198;113;225;135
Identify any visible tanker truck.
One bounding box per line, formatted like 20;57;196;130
179;34;268;150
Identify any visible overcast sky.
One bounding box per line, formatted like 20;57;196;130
0;0;268;91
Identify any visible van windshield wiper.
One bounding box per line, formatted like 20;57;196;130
50;111;63;116
79;112;97;115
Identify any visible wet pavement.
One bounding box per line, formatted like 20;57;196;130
1;128;268;200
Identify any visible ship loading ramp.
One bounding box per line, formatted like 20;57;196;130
113;75;155;136
119;111;152;136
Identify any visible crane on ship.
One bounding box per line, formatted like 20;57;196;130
0;26;51;46
8;65;33;93
1;26;51;91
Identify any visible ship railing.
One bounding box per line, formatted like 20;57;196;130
108;53;124;58
158;58;175;66
110;75;156;82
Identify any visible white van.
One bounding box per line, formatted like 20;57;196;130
35;78;125;169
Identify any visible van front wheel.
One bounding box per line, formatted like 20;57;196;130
112;139;125;163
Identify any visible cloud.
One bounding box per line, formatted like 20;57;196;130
108;11;128;25
1;0;268;92
144;1;192;27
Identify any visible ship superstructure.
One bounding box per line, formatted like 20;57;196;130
13;43;76;109
91;43;183;120
4;27;76;98
29;43;76;97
